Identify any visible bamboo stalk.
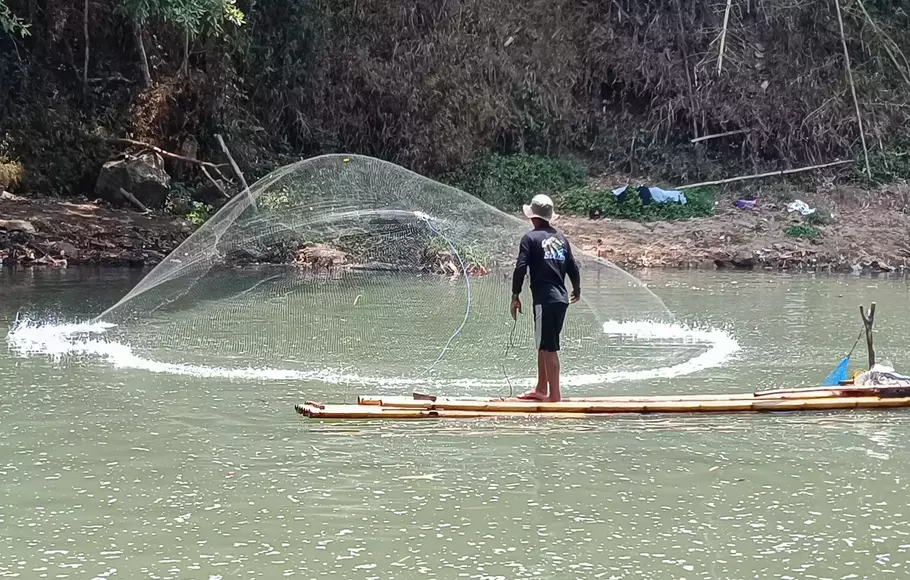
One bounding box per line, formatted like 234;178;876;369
82;0;89;94
834;0;872;178
854;0;910;86
673;0;699;139
717;0;733;75
675;159;853;190
133;22;152;88
690;128;749;143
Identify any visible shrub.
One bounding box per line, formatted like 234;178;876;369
186;202;215;227
557;185;715;222
443;153;587;212
786;224;821;240
0;157;24;192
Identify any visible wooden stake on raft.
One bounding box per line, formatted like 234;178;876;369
675;159;853;190
860;302;876;369
834;0;872;178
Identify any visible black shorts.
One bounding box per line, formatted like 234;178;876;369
534;303;568;352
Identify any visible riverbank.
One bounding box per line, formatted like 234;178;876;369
2;183;909;273
0;193;192;267
560;183;910;273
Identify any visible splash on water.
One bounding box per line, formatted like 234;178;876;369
6;316;740;390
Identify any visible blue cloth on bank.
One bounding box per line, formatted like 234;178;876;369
612;185;687;205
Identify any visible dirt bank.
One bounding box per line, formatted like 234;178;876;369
0;193;192;267
2;184;909;273
560;184;910;274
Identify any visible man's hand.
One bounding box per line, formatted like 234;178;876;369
510;295;522;320
570;290;580;304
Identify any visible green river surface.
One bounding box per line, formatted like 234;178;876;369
3;267;910;580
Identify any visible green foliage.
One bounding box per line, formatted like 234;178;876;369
1;105;113;195
786;224;821;240
165;183;213;226
557;186;716;222
6;0;910;200
0;0;29;37
859;139;910;184
115;0;244;43
258;185;292;211
443;153;587;212
186;202;214;226
162;0;244;37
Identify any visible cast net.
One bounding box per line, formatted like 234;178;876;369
92;154;712;394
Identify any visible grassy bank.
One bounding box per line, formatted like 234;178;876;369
442;152;717;222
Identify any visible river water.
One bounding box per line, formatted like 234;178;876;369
3;267;910;579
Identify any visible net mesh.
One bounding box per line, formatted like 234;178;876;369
96;154;701;393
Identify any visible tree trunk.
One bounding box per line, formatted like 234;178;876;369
133;22;152;88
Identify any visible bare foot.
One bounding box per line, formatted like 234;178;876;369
517;391;547;401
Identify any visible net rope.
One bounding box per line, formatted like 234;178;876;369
93;154;704;394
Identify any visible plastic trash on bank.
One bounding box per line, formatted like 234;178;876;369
787;199;816;216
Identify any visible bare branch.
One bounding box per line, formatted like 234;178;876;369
107;137;230;182
119;187;150;213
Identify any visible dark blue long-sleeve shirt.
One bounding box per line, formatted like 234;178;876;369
511;225;581;305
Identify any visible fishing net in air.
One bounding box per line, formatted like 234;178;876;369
96;154;707;394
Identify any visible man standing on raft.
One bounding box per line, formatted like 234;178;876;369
510;194;581;402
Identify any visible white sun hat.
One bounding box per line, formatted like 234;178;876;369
522;194;557;222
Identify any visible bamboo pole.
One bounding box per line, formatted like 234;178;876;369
834;0;872;178
675;159;853;190
690;128;749;143
717;0;733;75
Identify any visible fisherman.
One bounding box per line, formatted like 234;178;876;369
510;194;581;403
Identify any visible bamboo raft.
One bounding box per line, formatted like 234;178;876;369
296;302;910;420
296;386;910;420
